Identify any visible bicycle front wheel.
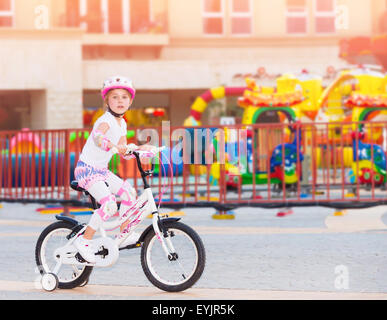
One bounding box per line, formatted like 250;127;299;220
140;221;205;292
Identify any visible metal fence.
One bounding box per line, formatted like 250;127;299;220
1;121;387;210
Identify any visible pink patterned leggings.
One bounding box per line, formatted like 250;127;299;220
74;161;136;229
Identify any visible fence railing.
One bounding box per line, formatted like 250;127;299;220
1;121;387;210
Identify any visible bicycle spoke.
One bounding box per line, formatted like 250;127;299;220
175;259;188;280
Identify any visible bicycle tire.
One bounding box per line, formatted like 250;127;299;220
140;221;205;292
35;221;93;289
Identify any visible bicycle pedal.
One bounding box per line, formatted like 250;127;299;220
75;252;87;263
119;241;142;251
95;246;109;258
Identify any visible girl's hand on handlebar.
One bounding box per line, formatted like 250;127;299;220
112;144;164;158
116;144;130;155
111;144;137;155
125;143;138;155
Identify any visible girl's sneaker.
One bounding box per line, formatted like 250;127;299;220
74;235;96;264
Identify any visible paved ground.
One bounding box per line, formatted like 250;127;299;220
1;202;387;300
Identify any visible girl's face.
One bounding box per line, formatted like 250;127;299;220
107;89;132;115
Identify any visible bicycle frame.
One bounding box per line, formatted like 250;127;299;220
72;149;176;265
119;150;177;259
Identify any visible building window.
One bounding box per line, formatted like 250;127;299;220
0;0;14;27
87;0;103;33
105;0;152;34
129;0;151;33
202;0;225;35
66;0;80;27
314;0;336;34
286;0;307;34
73;0;103;32
230;0;252;35
68;0;160;33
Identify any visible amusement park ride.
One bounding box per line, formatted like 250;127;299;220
182;64;387;196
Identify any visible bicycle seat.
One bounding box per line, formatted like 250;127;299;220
70;180;109;193
70;180;87;193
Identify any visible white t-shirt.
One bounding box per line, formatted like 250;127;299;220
79;111;127;168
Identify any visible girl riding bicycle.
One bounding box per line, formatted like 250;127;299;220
73;75;155;264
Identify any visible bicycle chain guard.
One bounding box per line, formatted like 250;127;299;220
92;237;119;267
54;237;119;268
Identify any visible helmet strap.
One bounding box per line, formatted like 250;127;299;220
107;104;126;118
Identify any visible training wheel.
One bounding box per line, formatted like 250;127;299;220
41;273;59;292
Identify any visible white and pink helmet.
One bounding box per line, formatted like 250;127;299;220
101;75;136;100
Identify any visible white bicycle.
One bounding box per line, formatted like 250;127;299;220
35;147;206;292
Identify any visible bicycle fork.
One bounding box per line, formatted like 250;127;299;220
147;189;177;260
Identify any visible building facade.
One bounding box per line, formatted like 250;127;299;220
0;0;386;130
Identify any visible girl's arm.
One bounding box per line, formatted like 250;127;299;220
117;135;156;155
116;135;128;155
117;139;158;160
92;122;113;151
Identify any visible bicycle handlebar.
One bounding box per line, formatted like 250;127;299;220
111;145;165;157
111;145;166;188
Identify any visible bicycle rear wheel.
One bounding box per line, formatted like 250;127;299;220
140;221;205;292
35;221;93;289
